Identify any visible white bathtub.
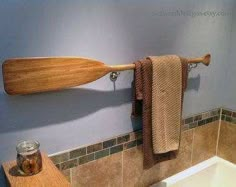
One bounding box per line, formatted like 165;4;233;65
152;156;236;187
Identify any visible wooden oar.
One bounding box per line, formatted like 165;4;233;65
2;54;211;95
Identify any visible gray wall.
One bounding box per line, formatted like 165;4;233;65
0;1;234;180
223;1;236;110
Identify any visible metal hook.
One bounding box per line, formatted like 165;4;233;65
188;63;198;72
110;72;120;82
110;72;120;91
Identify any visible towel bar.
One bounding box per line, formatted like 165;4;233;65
109;54;210;71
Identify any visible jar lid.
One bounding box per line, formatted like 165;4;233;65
16;140;40;154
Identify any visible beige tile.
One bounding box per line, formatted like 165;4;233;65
71;152;122;187
218;121;236;164
122;145;142;187
122;145;161;187
192;121;219;165
160;129;193;176
61;169;71;183
123;130;193;187
218;121;236;146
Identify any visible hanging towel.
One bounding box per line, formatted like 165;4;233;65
132;56;188;169
148;55;187;154
131;61;143;117
132;59;173;169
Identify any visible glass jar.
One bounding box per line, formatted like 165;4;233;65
16;140;42;175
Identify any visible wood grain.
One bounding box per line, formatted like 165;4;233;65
2;54;211;95
3;57;113;95
2;153;71;187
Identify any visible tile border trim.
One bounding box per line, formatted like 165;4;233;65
221;108;236;124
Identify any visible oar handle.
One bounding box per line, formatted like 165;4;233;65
188;54;211;66
109;53;211;72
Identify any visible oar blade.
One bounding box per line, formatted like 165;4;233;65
3;57;110;95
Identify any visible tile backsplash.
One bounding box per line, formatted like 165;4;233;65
50;108;221;171
48;107;236;186
221;108;236;124
60;121;220;186
50;129;143;171
50;108;236;186
182;108;220;130
218;108;236;164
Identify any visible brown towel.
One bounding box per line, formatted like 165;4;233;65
148;55;183;153
131;61;143;117
132;56;188;169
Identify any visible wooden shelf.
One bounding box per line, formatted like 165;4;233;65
2;153;71;187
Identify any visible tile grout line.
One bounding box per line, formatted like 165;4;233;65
216;108;222;156
121;151;124;187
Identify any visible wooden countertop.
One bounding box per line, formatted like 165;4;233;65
2;153;71;187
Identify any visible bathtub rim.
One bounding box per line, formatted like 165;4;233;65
152;156;236;187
